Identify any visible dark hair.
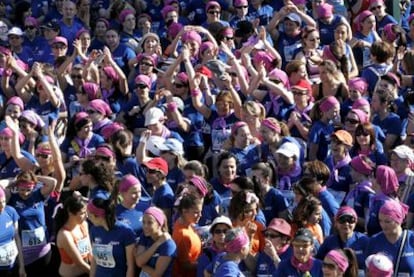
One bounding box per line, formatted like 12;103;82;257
370;41;395;63
251;162;275;185
343;248;359;277
91;197;116;229
16;170;37;184
110;129;133;159
55;196;86;233
65;114;92;140
292;196;322;228
177;194;202;215
216;151;237;171
228;190;259;221
294;177;321;196
303;161;331;184
353;123;377;152
329;40;349;81
82;159;115;193
183;160;209;179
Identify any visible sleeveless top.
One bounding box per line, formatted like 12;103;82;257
58;223;90;264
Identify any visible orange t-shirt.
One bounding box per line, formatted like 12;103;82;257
172;220;202;277
58;222;90;264
291;223;324;244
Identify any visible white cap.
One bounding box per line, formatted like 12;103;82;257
276;142;300;158
158;138;184;156
392;145;414;162
144;107;164;126
8;27;23;36
365;253;393;275
146;135;165;156
209;216;232;233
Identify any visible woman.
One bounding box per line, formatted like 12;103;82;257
275;228;323;276
55;195;91;277
341;78;368;120
69;82;101;119
241;101;265;143
18;110;46;154
367;166;401;235
196;215;232;277
90;18;109;50
172;194;203;277
349;123;387;165
119;10;140;52
87;198;135;277
86;99;113;137
312;60;348;102
316;206;369;271
0;187;25;277
210;228;251;276
6;171;56;276
365;200;413;275
228;190;265;255
136;206;176;277
293;26;323;84
254;218;293;275
322;248;359;277
115;174;145;237
365;252;393;276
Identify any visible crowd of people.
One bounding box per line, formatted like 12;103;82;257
1;0;414;276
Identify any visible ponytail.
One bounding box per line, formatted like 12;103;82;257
343;248;359;277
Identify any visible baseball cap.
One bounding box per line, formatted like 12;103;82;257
209;215;232;233
144;107;164;126
157;138;184;155
8;27;24;36
146;136;166;156
266;218;292;238
52;36;68;46
331;130;353;147
285;13;302;25
293;228;313;243
392;145;414;162
276;142;300;159
144;157;169;176
41;20;60;32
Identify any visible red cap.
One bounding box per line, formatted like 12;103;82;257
145;157;169;176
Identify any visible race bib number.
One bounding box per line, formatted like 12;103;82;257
0;240;18;266
93;244;115;268
22;226;46;247
77;237;90;256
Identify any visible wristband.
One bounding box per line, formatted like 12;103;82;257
191;88;201;97
167;101;178;112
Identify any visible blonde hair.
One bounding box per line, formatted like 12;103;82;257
243;101;266;121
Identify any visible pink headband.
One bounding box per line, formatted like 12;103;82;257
145;206;165;227
261;118;281;133
350;155;374;175
36;146;52;155
231;121;248;136
335;206;357;220
103;66;119;82
379;200;408;225
352;98;370;109
0;187;4;198
376;165;399;195
225;229;250;253
348;77;368;94
17;181;36;189
190;176;208;197
350;109;369;124
96;147;115;159
74;112;89;125
383;23;397;42
119;174;141;193
89;99;112;116
7;96;24;110
320;96;339;112
327;250;349;273
87;201;106;217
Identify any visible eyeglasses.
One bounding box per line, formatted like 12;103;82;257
214;228;229;234
338;215;356;224
224;36;234;40
345;118;359;125
36;154;50;159
235;5;248;9
370;5;382;11
87;110;97;114
140;62;153;67
136;83;148;89
175;83;187;88
355;130;369;137
52;44;66;49
208;10;220;15
71;74;83;79
323;262;337;270
25;26;36;30
96;155;111;162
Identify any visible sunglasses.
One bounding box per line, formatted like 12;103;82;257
71;74;83;79
264;232;288;240
323;262;337;270
214;228;228;234
36;153;50;159
140;62;153;67
148;168;160;174
292;90;307;95
52;44;66;49
345;118;359;124
175;83;186;88
208;10;220;15
25;26;36;30
355;130;369;137
338;215;356;224
136;83;148;89
225;36;234;40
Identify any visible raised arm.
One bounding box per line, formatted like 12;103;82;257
135;129;152;164
32;62;61;108
103;46;129;95
47;121;66;193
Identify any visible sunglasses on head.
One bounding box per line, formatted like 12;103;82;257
338;215;356;224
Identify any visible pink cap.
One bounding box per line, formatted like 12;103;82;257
7;96;24;110
144;206;166;227
87;201;106;217
355;10;374;32
376;165;399;195
119;9;135;23
168;22;183;38
82;82;99;100
253;51;274;72
326;250;349;273
176;72;188;84
25;17;38;28
88;99;112;117
161;5;176;19
349;109;369;124
119;174;141;193
366;253;393;276
95;146;115;159
352;97;370;109
221;27;234;37
101;122;124;140
0;127;25;144
74;111;89;125
97;18;110;28
52;36;68;46
383;23;397;42
319;96;339;112
261;118;281;133
21;110;45;128
335;206;358;220
267;218;291;237
135;74;152;88
348;77;368;94
136;53;157;67
102;66;119;82
379;200;408;225
182;30;202;46
231;121;248;136
317;3;333;18
76;28;90;39
350;155;374;175
206;1;221;11
268;68;289;88
190;176;208;197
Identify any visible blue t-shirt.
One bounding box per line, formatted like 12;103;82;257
229;144;261;177
0;151;37;179
325;155;352;193
353;31;376;68
361;63;392;94
262;187;289;224
318;15;345;46
308;120;334;161
274;258;323;276
256;248;292;276
137;235;177;277
116;204;144;238
277;32;302;69
90;221;136;277
372;112;403;139
0;205;19;270
213;254;244;276
199;191;222;227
